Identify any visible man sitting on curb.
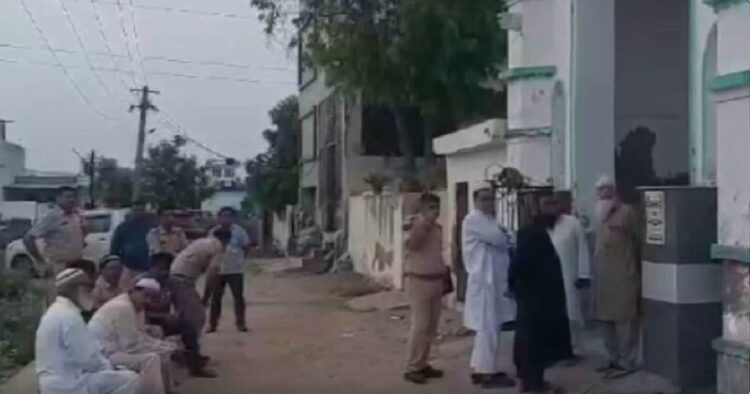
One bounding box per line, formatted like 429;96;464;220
89;277;178;394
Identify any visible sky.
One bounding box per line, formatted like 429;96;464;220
0;0;297;172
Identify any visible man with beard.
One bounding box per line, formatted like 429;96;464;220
462;183;515;389
592;176;641;376
545;194;591;361
510;191;572;393
35;268;140;394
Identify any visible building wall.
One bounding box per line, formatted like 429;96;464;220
0;141;25;204
614;0;690;181
201;190;246;215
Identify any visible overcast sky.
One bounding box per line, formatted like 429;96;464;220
0;0;297;172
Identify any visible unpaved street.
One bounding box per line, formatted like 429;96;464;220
180;259;605;394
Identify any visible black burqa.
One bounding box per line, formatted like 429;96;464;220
510;219;573;389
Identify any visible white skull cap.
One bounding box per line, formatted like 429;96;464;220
55;268;88;289
596;175;615;188
134;277;161;292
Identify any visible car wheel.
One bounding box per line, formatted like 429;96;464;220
11;255;37;277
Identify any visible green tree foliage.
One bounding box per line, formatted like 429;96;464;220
142;136;214;209
82;156;134;207
246;96;300;213
251;0;506;174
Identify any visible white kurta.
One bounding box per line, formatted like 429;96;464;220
35;297;140;394
548;214;591;322
461;210;511;331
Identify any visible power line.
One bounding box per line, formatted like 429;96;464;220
0;57;296;85
56;0;124;102
113;0;140;86
18;0;115;122
126;0;149;85
156;112;232;160
89;0;135;92
64;0;255;19
144;55;295;72
149;70;295;85
0;42;294;73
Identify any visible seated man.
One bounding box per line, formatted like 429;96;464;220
145;253;210;375
35;268;140;394
93;255;124;309
89;278;178;394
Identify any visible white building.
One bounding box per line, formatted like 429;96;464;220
501;1;748;392
201;159;247;215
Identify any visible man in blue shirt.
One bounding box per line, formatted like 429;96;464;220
110;201;153;290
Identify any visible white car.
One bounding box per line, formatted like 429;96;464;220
4;209;129;276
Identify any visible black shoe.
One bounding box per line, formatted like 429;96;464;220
596;362;621;373
237;325;248;332
420;366;444;379
206;326;217;334
403;371;428;385
472;373;515;388
189;368;218;378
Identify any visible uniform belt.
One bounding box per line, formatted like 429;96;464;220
405;270;448;281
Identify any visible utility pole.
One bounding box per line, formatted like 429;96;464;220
129;86;159;202
88;150;96;208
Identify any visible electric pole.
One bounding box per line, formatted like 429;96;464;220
88;150;96;209
129;86;159;202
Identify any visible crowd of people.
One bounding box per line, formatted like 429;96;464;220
403;175;641;393
26;186;251;394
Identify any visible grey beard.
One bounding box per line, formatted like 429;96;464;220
595;199;615;223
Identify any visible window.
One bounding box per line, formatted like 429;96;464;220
300;110;317;161
83;214;112;234
224;168;235;178
212;168;222;178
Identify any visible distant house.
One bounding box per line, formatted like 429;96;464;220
201;158;247;215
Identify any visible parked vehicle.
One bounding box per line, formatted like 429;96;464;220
4;209;129;276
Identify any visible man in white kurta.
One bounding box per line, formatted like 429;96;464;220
461;185;515;388
36;268;140;394
89;278;177;394
548;202;591;358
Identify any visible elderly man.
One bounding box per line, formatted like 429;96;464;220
89;278;178;394
461;183;515;389
545;194;591;360
36;268;140;394
169;229;232;378
147;209;188;256
593;176;641;375
93;255;124;309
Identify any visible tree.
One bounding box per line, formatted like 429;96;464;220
81;155;133;208
251;0;506;176
142;136;214;209
245;96;300;213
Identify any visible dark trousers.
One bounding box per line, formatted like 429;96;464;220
208;273;246;328
148;314;200;355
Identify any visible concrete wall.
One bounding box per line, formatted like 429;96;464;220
348;192;449;290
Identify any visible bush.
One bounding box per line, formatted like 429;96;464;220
0;270;44;370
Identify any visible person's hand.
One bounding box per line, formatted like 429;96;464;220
575;278;591;290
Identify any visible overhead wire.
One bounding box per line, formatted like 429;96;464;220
89;0;136;92
156;111;232;159
64;0;255;19
113;0;140;86
126;0;149;85
56;0;124;102
17;0;115;122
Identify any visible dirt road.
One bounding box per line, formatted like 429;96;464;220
180;259;607;394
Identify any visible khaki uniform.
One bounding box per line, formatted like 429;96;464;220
404;217;446;372
169;238;224;337
593;202;641;367
147;226;189;256
28;206;85;274
92;276;121;309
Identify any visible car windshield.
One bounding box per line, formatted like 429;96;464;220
84;214;112;234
